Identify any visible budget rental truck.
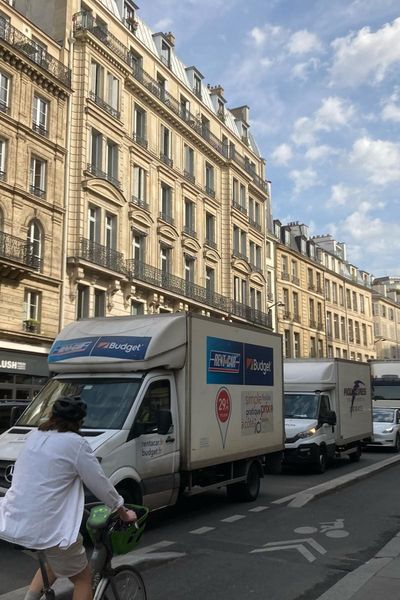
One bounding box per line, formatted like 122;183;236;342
283;358;372;473
370;360;400;407
0;313;284;507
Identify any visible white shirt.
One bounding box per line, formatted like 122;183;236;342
0;430;123;549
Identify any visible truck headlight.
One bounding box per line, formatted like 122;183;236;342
383;427;394;433
298;427;316;439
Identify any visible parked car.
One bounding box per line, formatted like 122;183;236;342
369;407;400;452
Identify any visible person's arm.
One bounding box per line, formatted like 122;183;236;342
75;439;137;521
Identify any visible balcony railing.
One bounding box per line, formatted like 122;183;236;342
0;20;71;87
160;153;173;168
232;200;248;215
309;319;317;328
86;163;121;189
131;195;150;212
249;219;262;232
72;11;269;194
205;238;217;250
159;212;175;226
232;250;248;262
292;275;300;286
0;230;41;270
293;313;301;323
231;301;272;329
32;122;48;137
183;170;195;185
77;238;126;273
89;92;120;119
281;271;290;281
29;185;45;198
183;226;197;238
0;100;8;114
250;263;263;274
204;185;215;198
133;133;148;149
0;170;5;181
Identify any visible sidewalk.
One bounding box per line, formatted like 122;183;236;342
316;530;400;600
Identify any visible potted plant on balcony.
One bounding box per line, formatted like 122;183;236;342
23;319;40;334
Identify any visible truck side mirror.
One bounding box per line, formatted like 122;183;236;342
157;409;172;435
9;406;24;428
324;410;337;426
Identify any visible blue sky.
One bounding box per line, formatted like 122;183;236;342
137;0;400;278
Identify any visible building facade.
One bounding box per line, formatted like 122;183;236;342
15;0;273;331
274;223;376;361
0;3;71;399
372;277;400;359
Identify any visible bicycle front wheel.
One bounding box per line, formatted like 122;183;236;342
101;565;147;600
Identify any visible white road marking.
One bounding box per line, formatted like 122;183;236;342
221;514;246;523
249;506;269;512
189;526;215;534
251;537;327;563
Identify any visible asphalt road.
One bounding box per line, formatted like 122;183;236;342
0;449;399;599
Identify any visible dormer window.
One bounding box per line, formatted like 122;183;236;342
193;74;202;99
242;124;249;143
123;1;138;33
161;41;170;68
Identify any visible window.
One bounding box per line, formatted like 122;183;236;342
332;282;338;304
29;157;46;197
90;61;103;97
346;289;351;309
240;184;246;211
161;41;170;67
184;144;194;179
250;288;262;310
157;73;166;99
24;289;41;331
106;73;119;112
360;295;365;314
339;285;344;306
160;245;171;274
205;162;214;194
160;183;172;221
133;165;147;205
352;291;358;312
284;330;291;358
184;255;195;283
132;232;145;261
233;276;247;304
249;198;261;227
105;213;116;249
355;321;360;344
193;73;202;99
135;380;171;435
180;95;190;120
32;95;49;136
310;336;316;358
160;124;171;160
281;255;288;277
232;178;239;204
293;333;301;358
309;298;315;325
184;199;195;235
334;313;339;339
318;339;324;358
129;49;143;76
316;272;322;292
307;268;314;290
317;302;323;328
106;140;118;184
88;205;100;242
94;289;106;317
325;280;331;301
0;138;6;179
133;105;147;146
249;242;261;269
0;70;10;112
341;316;346;341
362;323;367;346
77;284;89;320
91;129;102;169
205;212;215;245
124;2;137;32
205;266;215;295
131;301;145;315
293;292;299;320
27;221;43;269
31;37;47;67
348;319;354;343
326;312;332;337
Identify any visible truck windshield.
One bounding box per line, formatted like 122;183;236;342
284;394;318;419
372;382;400;402
17;378;142;429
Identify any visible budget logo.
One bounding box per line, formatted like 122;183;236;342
209;351;241;373
93;336;151;360
244;344;274;386
246;357;272;376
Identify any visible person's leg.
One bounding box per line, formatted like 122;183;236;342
24;564;56;600
69;563;92;600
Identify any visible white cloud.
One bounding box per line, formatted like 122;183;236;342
381;88;400;121
271;143;293;165
305;144;336;161
292;97;354;146
248;23;283;48
330;17;400;86
349;136;400;185
250;26;267;47
289;168;320;194
327;183;352;207
153;18;173;30
291;58;320;80
287;30;322;55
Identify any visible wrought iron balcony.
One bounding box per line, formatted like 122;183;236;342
232;200;248;215
77;237;126;273
86;163;121;189
291;275;300;286
309;319;317;328
160;153;173;168
0;20;71;87
249;219;262;232
23;319;40;334
89;92;120;119
0;230;41;278
72;11;269;194
183;226;197;238
183;170;195;184
32;122;48;137
29;185;46;198
232;250;248;262
159;212;175;226
281;271;290;281
205;238;217;250
131;195;150;212
250;263;263;274
133;133;148;149
0;170;5;181
293;313;301;323
205;185;215;198
230;301;272;329
0;100;8;114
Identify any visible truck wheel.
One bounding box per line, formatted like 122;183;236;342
314;449;327;474
117;483;142;506
227;462;261;502
349;445;361;463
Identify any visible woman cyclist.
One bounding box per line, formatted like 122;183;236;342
0;395;137;600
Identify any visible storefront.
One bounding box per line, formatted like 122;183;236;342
0;349;49;400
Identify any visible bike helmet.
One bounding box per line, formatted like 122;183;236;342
52;396;87;421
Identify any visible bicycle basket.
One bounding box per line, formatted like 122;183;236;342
109;504;149;556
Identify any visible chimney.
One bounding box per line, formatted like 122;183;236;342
165;32;175;47
208;84;225;98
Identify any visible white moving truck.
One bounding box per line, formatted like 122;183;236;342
370;360;400;407
283;359;372;473
0;313;284;507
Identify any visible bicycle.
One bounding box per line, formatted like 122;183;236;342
33;502;149;600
